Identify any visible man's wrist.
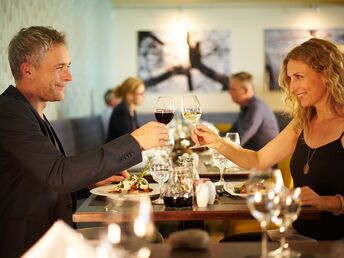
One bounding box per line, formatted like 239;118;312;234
333;194;344;215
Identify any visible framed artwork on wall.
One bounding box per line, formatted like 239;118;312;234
138;30;231;93
265;28;344;91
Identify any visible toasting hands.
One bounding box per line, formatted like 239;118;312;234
191;125;222;148
131;121;169;150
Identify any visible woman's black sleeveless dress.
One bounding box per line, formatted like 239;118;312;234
290;131;344;240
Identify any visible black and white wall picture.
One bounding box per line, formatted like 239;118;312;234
138;30;231;93
265;28;344;91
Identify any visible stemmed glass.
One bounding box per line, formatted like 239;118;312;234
181;95;202;149
105;196;155;258
225;132;240;145
154;96;175;125
224;132;240;170
150;159;171;204
246;169;284;258
270;187;302;258
212;150;229;186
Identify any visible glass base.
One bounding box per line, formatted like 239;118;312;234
268;247;301;258
152;197;165;205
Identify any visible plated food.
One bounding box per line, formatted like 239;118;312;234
223;181;248;198
110;175;152;194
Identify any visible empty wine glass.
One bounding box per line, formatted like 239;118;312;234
225;132;240;145
181;95;202;149
150;159;171;204
270;187;302;258
212;150;229;186
105;196;155;257
246;169;284;258
224;132;240;170
154;96;175;125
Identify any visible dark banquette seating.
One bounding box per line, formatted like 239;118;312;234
51;115;106;156
50;112;291;157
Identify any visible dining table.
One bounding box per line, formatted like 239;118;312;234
73;150;320;223
123;241;343;258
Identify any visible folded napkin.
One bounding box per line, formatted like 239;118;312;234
21;220;96;258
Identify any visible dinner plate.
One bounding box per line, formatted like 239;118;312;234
223;181;248;198
90;183;160;199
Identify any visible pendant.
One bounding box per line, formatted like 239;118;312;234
304;163;310;175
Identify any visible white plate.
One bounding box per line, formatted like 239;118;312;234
90;183;160;199
223;181;248;198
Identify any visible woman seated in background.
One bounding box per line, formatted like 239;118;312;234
192;38;344;240
108;77;145;141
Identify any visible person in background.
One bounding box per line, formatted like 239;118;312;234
0;26;168;258
101;88;122;137
192;38;344;240
107;77;145;141
227;71;279;151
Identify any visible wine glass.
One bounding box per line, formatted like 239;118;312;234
150;160;171;204
246;169;284;258
225;132;240;145
212;150;229;186
154;96;175;125
105;196;155;257
181;95;202;149
270;187;302;258
224;132;240;170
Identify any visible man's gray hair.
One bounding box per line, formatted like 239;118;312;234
8;26;66;80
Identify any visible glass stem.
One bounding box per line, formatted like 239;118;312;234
219;167;224;183
260;220;268;258
159;182;163;199
280;224;287;251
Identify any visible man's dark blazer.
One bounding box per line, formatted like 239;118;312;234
0;86;142;258
107;101;139;141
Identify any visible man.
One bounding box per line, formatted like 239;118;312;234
0;26;168;258
101;88;122;137
228;71;279;150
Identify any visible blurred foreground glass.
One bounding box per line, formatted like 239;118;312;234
246;169;283;258
104;196;155;258
270;187;302;258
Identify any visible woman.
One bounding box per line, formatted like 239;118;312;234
108;77;145;141
192;38;344;240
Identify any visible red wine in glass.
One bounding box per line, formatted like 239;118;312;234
155;110;174;125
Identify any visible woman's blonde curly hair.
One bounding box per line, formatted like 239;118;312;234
279;38;344;131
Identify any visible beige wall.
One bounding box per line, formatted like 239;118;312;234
112;4;344;114
1;2;344;119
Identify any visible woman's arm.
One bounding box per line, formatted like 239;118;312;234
192;119;300;169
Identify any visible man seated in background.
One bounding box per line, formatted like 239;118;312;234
227;71;279;150
101;88;122;137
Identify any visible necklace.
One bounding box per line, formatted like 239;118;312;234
303;147;317;175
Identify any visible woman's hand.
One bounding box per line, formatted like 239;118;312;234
300;186;323;210
191;125;222;149
300;186;343;213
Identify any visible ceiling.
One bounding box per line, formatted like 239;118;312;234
112;0;344;7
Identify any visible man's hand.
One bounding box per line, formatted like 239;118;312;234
92;170;130;188
131;121;168;150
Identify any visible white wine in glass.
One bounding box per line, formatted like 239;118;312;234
181;95;202;148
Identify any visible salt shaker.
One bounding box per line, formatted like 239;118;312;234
205;181;216;204
196;183;209;207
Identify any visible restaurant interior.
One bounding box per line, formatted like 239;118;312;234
0;0;344;257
